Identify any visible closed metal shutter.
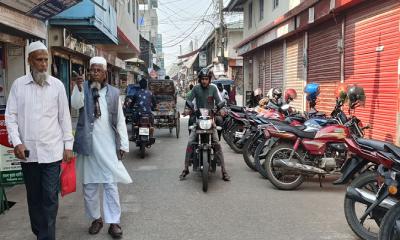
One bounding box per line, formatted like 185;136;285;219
264;48;272;94
285;35;305;111
271;43;284;89
308;20;341;114
344;0;400;142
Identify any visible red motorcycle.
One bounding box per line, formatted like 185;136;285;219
262;87;366;190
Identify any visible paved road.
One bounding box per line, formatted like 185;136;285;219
0;97;359;240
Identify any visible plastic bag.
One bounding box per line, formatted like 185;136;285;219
60;157;76;197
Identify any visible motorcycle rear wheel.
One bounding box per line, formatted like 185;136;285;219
140;143;146;159
344;171;383;240
202;150;209;192
378;202;400;240
265;142;304;190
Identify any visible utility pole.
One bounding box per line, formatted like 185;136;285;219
218;0;225;70
179;44;182;56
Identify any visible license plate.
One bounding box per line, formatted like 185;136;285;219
139;128;150;136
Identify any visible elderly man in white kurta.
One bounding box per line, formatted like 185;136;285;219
71;56;132;239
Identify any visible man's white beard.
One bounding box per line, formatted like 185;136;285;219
90;81;102;90
31;69;48;86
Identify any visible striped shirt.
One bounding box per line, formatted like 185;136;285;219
5;72;74;163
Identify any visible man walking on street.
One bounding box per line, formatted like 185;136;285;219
71;56;132;239
5;41;74;240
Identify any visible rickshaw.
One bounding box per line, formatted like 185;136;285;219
149;79;180;138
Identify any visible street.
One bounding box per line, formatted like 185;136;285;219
0;97;358;240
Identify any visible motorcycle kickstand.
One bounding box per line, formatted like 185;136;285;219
319;175;323;188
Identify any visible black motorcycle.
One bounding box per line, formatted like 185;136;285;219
186;100;225;192
131;113;156;158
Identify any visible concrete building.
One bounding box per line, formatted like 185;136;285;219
226;0;400;143
139;0;160;70
0;0;81;106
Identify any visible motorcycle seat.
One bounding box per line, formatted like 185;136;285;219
355;138;388;151
230;105;244;113
384;143;400;159
275;124;316;139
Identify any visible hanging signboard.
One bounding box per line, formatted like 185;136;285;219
199;51;207;68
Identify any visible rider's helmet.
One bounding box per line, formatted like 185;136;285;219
284;88;297;103
198;68;212;82
304;83;320;101
254;88;262;97
272;88;282;100
335;83;348;103
347;85;366;108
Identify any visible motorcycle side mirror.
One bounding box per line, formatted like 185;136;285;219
186;100;195;110
217;101;226;110
281;104;290;111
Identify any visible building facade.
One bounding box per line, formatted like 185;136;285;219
226;0;400;143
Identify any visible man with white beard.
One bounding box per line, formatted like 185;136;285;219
5;41;74;240
71;56;131;239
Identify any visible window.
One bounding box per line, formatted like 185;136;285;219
273;0;279;9
259;0;264;20
248;1;253;28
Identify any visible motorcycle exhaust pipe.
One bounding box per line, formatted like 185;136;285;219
345;187;398;209
274;159;327;174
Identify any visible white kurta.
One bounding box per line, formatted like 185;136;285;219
71;85;132;184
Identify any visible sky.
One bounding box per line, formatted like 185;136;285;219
157;0;233;74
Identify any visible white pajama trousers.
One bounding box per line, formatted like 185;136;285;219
83;183;121;224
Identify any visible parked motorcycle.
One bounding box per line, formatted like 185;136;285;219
186;100;225;192
342;144;399;240
262;86;366;190
131;113;156;158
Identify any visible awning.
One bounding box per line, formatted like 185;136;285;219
1;0;82;20
50;0;118;44
0;5;47;39
183;53;199;69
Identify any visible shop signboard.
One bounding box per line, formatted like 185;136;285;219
199;51;207;67
0;113;23;185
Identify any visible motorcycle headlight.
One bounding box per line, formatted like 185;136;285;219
199;119;212;130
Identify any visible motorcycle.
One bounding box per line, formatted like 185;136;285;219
342;143;399;240
377;159;400;240
131;113;156;158
186;100;225;192
261;97;365;190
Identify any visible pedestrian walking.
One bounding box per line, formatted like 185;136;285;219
71;56;132;239
5;41;74;240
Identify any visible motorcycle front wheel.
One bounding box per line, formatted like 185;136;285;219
242;132;260;171
378;202;400;240
265;142;304;190
344;171;384;240
202;150;209;192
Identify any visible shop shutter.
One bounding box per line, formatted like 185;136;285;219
308;20;341;114
344;0;400;142
271;43;284;89
285;35;305;111
264;48;272;94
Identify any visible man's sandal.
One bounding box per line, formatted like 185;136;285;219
222;172;230;181
179;170;190;180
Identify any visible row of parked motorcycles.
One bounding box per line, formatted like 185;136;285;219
221;83;400;240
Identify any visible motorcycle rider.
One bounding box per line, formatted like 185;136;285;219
179;68;230;181
130;78;156;140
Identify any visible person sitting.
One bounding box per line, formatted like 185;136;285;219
130;79;156;140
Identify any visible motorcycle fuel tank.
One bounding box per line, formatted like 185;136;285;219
314;125;349;140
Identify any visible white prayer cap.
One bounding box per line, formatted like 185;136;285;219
90;56;107;70
27;41;48;55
